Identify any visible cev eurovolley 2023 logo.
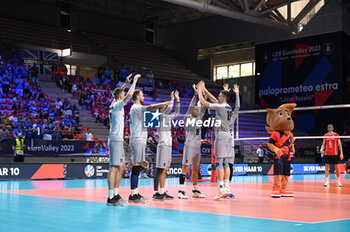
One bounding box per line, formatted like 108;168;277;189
84;165;95;177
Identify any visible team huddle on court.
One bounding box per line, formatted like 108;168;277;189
106;75;344;206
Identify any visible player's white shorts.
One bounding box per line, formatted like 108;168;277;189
182;143;201;166
227;146;236;164
108;140;125;166
214;137;232;159
130;140;146;164
156;145;172;169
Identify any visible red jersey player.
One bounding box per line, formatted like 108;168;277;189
320;123;343;187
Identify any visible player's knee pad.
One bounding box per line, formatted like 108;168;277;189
216;158;224;170
131;165;142;176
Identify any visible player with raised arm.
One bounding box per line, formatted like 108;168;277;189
320;123;344;187
223;83;240;198
153;91;180;200
129;89;172;203
107;74;140;206
178;84;206;199
197;81;233;200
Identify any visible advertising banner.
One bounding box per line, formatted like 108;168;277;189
0;139;108;157
255;32;344;134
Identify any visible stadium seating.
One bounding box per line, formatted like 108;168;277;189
0;17;88;52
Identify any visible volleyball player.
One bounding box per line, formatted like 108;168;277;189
107;74;140;206
197;81;233;200
129;89;172;203
320;123;344;187
178;84;206;199
225;83;240;198
153;91;180;200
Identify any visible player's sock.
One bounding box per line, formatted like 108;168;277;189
326;177;329;182
219;181;224;189
159;188;165;194
154;168;164;191
131;189;138;195
180;185;184;191
108;190;114;199
193;185;198;191
114;188;118;196
224;180;230;189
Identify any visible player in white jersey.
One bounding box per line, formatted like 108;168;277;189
224;83;240;198
153;91;180;200
197;80;233;200
107;74;140;206
178;84;206;199
129;89;172;203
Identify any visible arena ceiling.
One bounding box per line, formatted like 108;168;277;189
37;0;326;32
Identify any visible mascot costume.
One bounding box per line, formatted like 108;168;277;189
266;103;296;198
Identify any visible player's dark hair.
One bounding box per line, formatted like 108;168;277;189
132;89;141;101
113;88;124;99
327;123;334;127
220;90;231;102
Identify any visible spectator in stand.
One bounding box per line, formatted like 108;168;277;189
55;98;63;111
62;114;72;127
97;64;106;78
151;88;158;101
1;113;10;125
41;96;49;107
42;102;50;118
51;62;58;81
146;70;154;88
23;79;30;100
48;108;57;121
21;64;29;80
94;108;101;123
8;113;18;125
58;60;68;75
29;101;39;118
84;128;93;141
11;53;21;64
62;126;74;140
14;76;23;97
13;124;24;138
72;104;80;124
0;124;10;139
2;76;10;96
63;105;72;117
176;127;185;143
119;65;127;82
104;66;112;79
30;62;39;84
72;83;78;96
52;122;60;140
63;98;71;109
25;124;34;144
